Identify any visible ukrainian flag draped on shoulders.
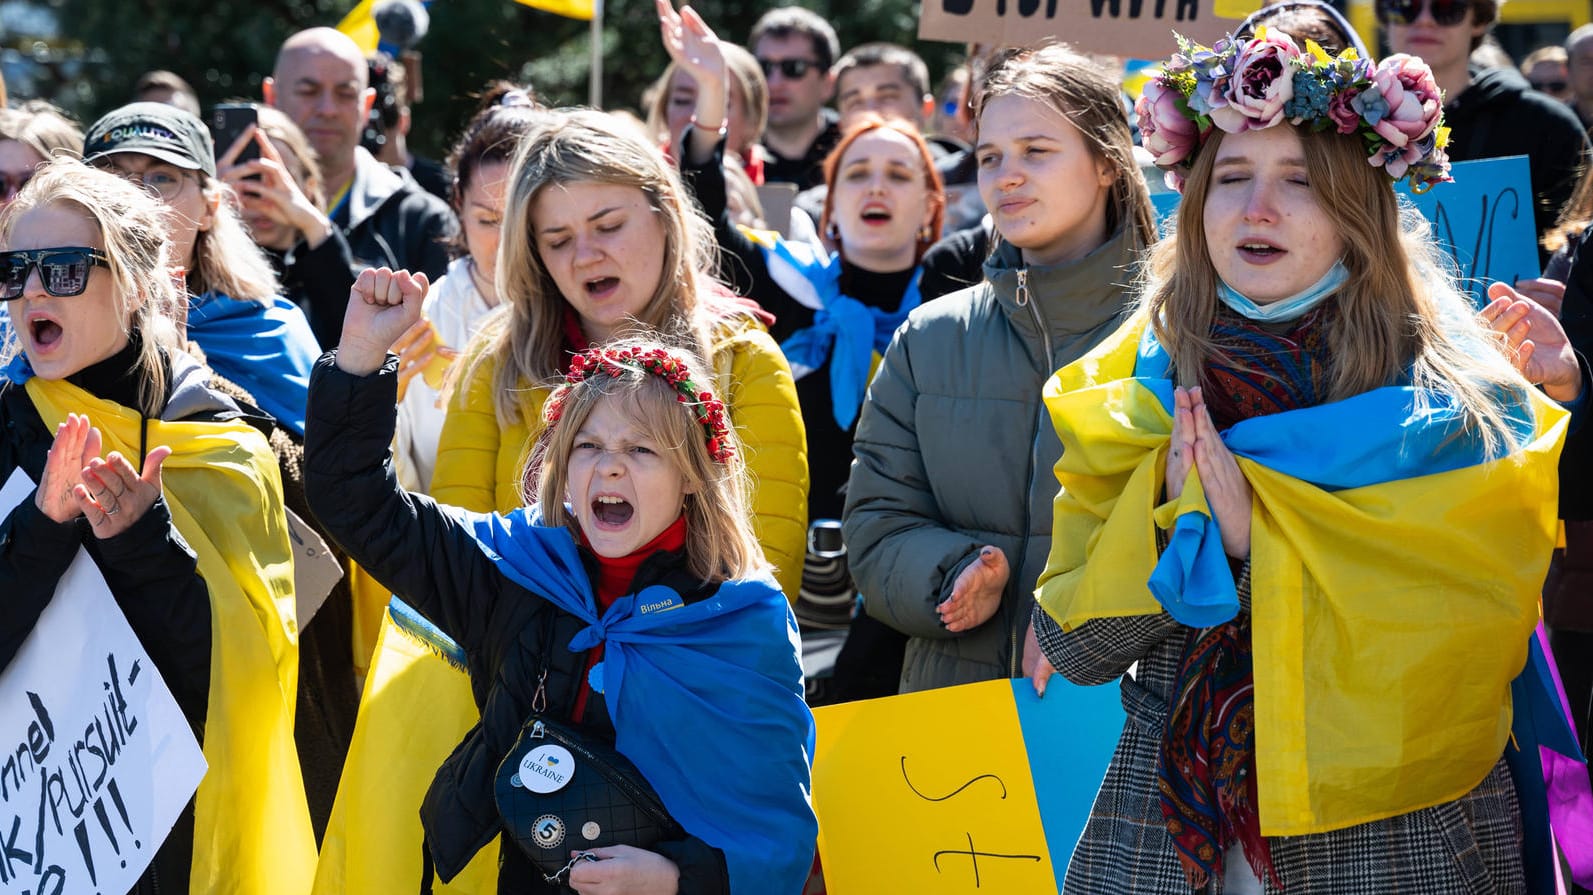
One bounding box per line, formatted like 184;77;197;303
468;512;817;893
1034;311;1567;836
22;375;315;895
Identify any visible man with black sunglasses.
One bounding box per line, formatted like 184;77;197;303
1381;0;1588;256
749;7;841;190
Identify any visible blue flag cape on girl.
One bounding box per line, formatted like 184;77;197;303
466;509;818;894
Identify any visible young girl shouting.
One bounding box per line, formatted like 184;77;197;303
304;267;816;895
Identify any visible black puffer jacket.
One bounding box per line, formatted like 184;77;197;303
0;341;217;895
303;354;728;894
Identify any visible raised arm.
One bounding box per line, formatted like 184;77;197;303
305;269;508;649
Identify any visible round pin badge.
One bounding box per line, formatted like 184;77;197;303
517;744;576;793
532;814;565;849
581;821;602;840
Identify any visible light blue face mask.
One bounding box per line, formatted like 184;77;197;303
1217;260;1349;323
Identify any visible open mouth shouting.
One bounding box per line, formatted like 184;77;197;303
584;276;621;300
1237;239;1286;263
858;202;893;227
590;493;635;529
25;312;65;353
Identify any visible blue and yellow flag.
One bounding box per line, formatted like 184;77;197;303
26;377;316;895
512;0;595;21
1034;313;1567;836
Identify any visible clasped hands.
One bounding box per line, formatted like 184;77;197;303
34;413;170;539
1167;386;1251;560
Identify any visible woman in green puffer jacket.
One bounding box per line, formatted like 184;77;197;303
843;43;1157;693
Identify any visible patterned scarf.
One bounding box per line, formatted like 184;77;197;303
1158;303;1335;890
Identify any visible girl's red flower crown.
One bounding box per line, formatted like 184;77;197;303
543;345;736;464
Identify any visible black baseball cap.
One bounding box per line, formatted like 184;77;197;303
83;102;217;179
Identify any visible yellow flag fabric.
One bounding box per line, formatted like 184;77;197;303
335;0;380;55
1033;315;1566;836
512;0;596;21
311;611;498;894
25;377;316;895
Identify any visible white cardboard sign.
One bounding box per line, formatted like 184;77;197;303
0;469;206;895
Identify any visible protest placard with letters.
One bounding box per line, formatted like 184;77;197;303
918;0;1250;60
812;677;1124;893
0;469;205;895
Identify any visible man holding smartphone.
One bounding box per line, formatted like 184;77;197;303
262;27;454;342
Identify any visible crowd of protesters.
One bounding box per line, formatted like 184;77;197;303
2;0;1593;892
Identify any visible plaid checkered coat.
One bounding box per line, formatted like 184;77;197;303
1035;604;1526;894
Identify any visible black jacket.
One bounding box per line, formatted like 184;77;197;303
0;343;215;895
302;354;728;895
327;149;457;343
1444;66;1590;251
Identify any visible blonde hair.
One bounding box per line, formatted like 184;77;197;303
0;159;183;416
1145;126;1532;456
0;102;83;164
470;109;734;427
529;344;766;583
188;172;283;302
974;42;1157;254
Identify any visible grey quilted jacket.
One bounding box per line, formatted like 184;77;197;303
843;227;1139;692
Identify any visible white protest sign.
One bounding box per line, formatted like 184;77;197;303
0;469;206;895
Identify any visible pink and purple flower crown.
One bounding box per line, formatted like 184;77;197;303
1136;29;1452;192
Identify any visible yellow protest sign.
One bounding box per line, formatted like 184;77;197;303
813;678;1124;893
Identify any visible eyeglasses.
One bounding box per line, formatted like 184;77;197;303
96;164;197;202
0;247;111;300
1532;80;1569;93
1375;0;1470;26
758;58;822;80
0;171;34;200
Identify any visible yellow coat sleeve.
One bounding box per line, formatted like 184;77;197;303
715;321;809;601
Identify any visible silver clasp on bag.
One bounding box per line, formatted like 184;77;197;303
544;850;599;885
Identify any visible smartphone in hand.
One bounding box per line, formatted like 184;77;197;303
209;103;260;174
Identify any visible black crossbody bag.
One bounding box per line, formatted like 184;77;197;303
493;712;685;885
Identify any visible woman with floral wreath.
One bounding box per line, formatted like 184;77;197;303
1033;29;1588;893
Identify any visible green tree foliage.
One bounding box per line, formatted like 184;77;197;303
44;0;964;158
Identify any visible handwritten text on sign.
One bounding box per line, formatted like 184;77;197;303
0;470;205;895
812;678;1124;892
918;0;1246;60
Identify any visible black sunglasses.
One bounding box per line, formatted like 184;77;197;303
758;58;822;80
1375;0;1469;26
1532;79;1569;93
0;247;112;300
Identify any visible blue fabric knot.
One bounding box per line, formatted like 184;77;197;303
1148;508;1240;627
767;241;921;430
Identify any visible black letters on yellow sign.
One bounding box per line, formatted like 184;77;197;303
899;755;1042;889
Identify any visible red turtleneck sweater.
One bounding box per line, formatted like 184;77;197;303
571;514;688;721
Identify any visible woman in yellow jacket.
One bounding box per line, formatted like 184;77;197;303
312;109;806;895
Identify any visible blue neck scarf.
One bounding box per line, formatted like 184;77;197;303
770;241;921;429
186;291;320;435
464;512;817;894
1217;260;1349;324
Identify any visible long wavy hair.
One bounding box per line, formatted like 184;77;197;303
1145;125;1532;456
973;42;1157;254
0;159;183;416
470;109;734;427
530;343;766;583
